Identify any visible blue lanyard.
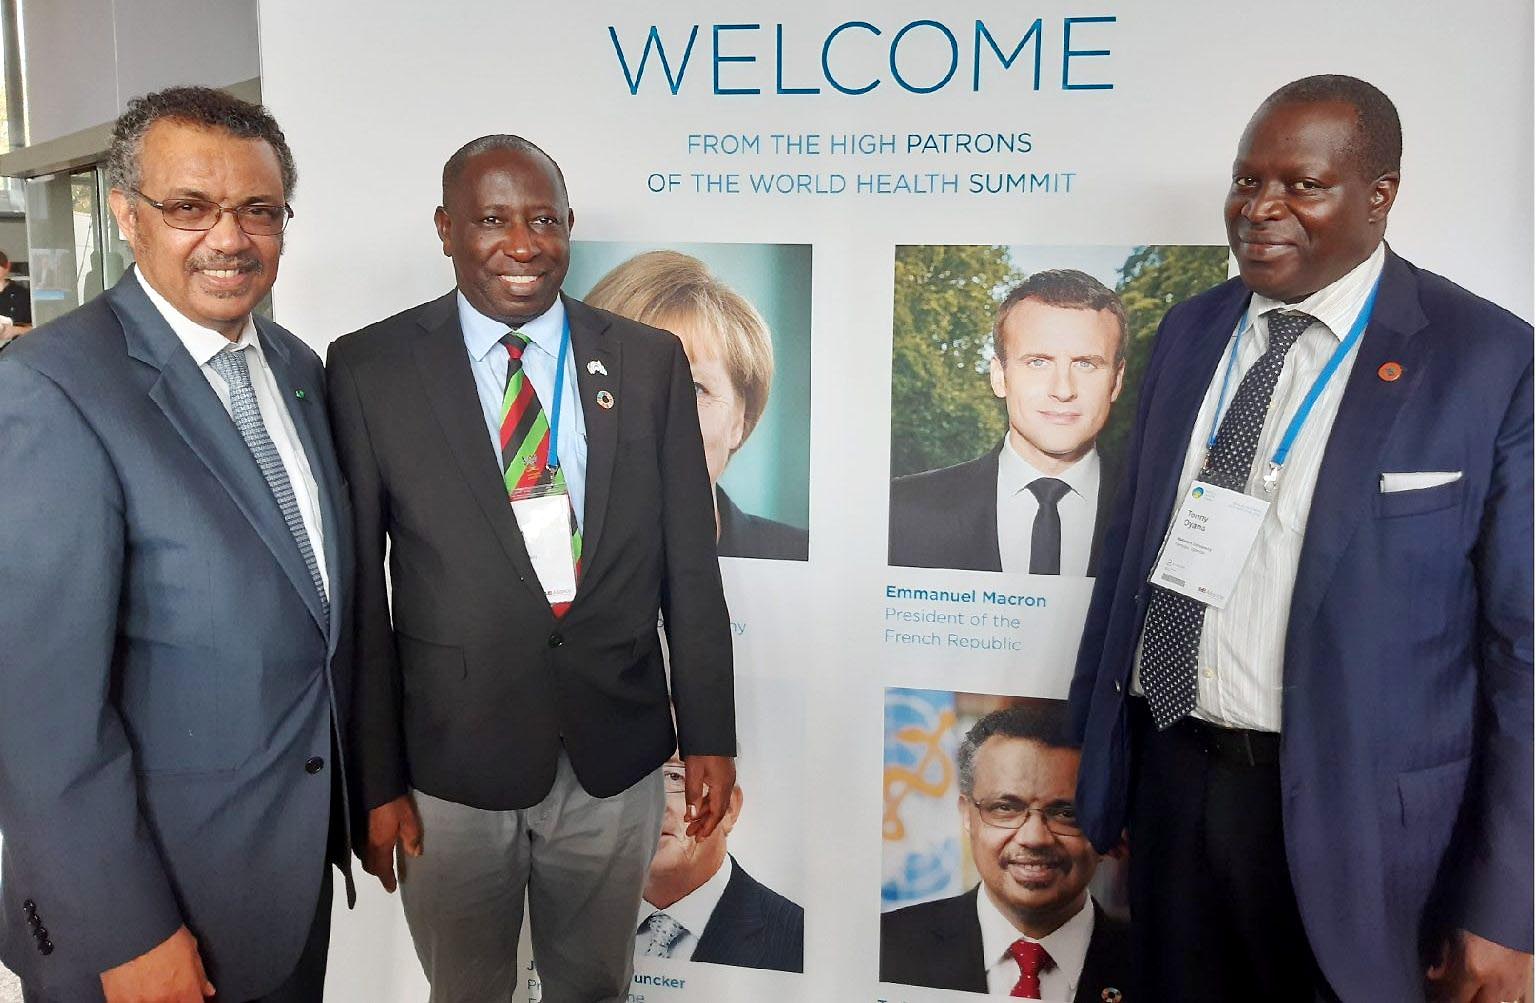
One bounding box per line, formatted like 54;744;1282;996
1206;276;1381;492
547;315;571;472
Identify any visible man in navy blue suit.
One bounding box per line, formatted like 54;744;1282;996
1069;75;1532;1002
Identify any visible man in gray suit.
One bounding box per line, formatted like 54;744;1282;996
0;86;351;1003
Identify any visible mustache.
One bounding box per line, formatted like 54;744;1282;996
1002;849;1068;871
188;254;262;273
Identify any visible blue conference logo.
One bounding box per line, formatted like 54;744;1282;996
1191;486;1205;499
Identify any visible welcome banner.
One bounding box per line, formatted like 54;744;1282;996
258;2;1532;999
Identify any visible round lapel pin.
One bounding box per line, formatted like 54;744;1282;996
293;388;306;400
596;390;615;410
1377;361;1403;382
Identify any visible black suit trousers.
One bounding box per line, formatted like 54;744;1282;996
1126;700;1339;1003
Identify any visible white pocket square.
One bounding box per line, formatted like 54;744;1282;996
1380;471;1462;493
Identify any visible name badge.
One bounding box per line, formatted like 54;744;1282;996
509;483;577;604
1148;481;1268;609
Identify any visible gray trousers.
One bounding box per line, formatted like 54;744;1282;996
400;753;664;1003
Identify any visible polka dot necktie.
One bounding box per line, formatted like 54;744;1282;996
640;911;688;958
1009;938;1054;997
1027;477;1071;575
1139;310;1314;729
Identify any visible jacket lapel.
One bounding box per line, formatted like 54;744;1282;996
1139;281;1253;577
111;274;328;635
1285;250;1429;655
565;296;620;584
260;319;345;649
409;291;549;608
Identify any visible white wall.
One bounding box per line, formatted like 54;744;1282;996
21;0;258;145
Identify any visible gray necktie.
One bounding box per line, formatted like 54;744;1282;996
1026;477;1071;576
1138;310;1313;729
207;345;329;622
640;911;688;958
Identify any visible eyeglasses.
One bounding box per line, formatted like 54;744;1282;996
131;189;293;236
970;798;1084;837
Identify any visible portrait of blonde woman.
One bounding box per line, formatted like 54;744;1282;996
587;250;809;561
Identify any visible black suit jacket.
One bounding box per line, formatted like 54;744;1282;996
691;856;804;972
327;292;735;813
716;487;808;561
888;444;1118;574
879;887;1132;1001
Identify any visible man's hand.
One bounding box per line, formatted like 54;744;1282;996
681;755;736;839
99;925;213;1003
1426;928;1533;1003
363;793;423;893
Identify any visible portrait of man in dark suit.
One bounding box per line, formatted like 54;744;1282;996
327;135;737;1003
881;703;1131;1001
0;87;352;1003
635;757;804;972
889;270;1125;576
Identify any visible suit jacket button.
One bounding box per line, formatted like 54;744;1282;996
1114;680;1122;693
305;757;325;774
38;940;53;955
27;913;41;929
22;899;35;915
33;927;46;941
547;633;563;648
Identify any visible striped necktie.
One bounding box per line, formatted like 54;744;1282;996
499;330;582;615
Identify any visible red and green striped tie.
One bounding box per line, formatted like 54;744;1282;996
500;331;582;615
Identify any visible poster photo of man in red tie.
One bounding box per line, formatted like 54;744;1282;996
880;697;1132;1001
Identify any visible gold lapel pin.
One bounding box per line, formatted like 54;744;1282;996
596;390;615;410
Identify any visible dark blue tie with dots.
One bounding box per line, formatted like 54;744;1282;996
1139;310;1314;729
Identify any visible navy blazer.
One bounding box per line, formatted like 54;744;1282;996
879;887;1132;1001
1069;249;1532;1001
0;273;353;1001
690;856;804;973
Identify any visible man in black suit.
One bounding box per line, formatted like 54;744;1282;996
636;757;804;972
327;136;736;1003
890;270;1125;576
881;704;1131;1001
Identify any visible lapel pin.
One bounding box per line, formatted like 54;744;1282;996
1101;990;1123;1003
1377;361;1403;382
587;359;608;376
293;388;307;400
596;390;615;410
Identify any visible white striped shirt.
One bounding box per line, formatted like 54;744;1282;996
1134;242;1386;731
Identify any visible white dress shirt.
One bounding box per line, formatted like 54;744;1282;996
459;293;590;530
979;886;1095;1000
1133;241;1386;731
136;269;329;595
996;438;1101;576
635;856;734;960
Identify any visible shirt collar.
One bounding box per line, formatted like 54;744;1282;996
1247;240;1386;343
458;291;567;364
133;265;259;365
977;885;1095;984
998;436;1100;501
638;855;734;940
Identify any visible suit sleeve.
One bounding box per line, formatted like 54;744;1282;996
654;336;736;757
1455;352;1533;951
325;345;409;813
1068;308;1177;741
0;360;183;979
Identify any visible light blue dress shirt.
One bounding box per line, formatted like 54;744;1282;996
458;292;589;530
